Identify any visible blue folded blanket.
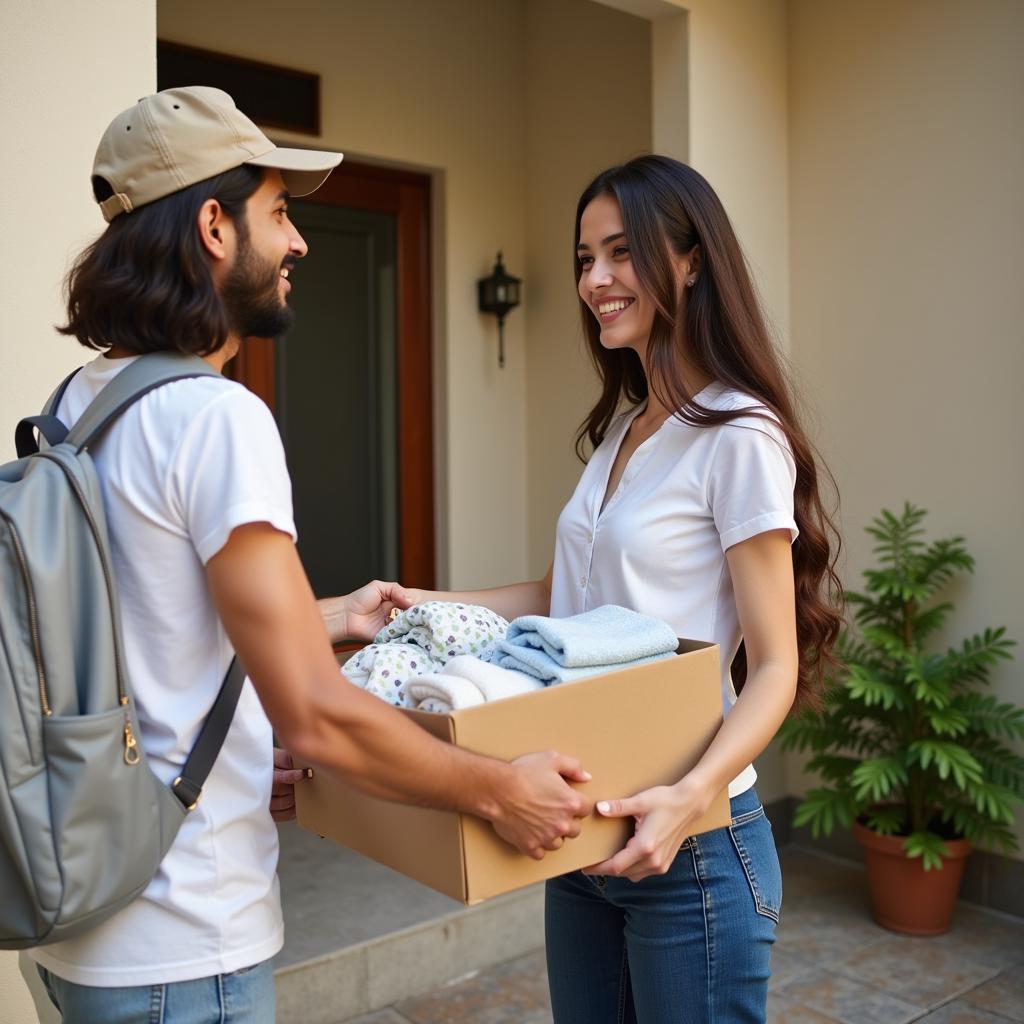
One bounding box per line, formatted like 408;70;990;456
490;647;675;686
502;605;679;666
490;605;679;685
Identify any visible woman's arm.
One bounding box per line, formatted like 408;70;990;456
586;529;798;881
408;564;554;622
318;564;556;642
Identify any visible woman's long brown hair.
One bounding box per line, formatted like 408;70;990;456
574;155;842;706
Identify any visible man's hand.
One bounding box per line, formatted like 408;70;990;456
488;752;594;860
318;581;418;644
270;747;311;822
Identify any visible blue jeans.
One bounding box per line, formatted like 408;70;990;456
545;787;781;1023
36;960;275;1024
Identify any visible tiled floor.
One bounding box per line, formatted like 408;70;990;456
341;846;1024;1024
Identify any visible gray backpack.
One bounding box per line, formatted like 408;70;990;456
1;352;245;949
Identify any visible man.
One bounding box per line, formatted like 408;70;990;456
27;86;590;1023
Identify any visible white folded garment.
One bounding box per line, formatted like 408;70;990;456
408;655;543;713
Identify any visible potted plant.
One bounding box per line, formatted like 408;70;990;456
779;503;1023;935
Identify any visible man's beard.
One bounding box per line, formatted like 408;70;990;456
221;235;295;339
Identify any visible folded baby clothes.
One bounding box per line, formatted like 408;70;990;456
499;605;678;667
342;644;442;708
342;601;511;708
408;655;544;713
374;601;509;664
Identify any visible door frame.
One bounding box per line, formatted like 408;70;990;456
231;160;435;588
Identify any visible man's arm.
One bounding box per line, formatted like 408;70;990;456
206;523;592;858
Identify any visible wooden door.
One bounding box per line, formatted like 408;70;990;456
230;162;434;595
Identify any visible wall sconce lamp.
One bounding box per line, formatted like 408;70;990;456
477;251;521;369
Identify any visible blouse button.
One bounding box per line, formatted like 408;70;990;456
580;574;588;588
587;531;594;544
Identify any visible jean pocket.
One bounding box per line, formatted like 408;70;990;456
728;806;782;923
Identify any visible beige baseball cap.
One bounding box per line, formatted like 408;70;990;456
92;85;343;222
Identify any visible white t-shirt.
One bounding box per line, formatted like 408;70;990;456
30;354;296;986
550;384;798;798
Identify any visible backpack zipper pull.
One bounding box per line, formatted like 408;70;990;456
123;717;140;766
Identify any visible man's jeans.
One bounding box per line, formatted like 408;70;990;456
36;959;275;1024
545;787;781;1023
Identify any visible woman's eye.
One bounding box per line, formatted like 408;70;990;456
578;255;594;268
612;245;630;258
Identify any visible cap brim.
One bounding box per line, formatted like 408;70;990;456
246;146;343;197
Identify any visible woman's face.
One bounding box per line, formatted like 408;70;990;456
576;193;657;356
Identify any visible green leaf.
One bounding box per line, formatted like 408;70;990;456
903;830;949;871
845;666;905;710
955;693;1024;740
908;740;984;789
806;754;862;783
792;788;857;838
850;757;909;802
925;705;969;737
864;806;905;835
950;628;1016;687
912;602;954;641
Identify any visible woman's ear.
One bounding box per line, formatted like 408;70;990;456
197;198;230;263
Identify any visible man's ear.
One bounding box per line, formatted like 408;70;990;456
197;198;231;263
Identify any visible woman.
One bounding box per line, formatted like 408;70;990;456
394;155;841;1022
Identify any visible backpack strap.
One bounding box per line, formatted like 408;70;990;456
15;416;70;458
58;352;245;810
14;366;82;457
171;657;247;812
65;352;220;452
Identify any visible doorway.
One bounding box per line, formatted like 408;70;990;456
230;161;435;596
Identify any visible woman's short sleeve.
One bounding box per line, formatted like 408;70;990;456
707;414;798;553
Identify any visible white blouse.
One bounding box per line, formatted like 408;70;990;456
550;384;798;797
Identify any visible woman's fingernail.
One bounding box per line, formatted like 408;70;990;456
305;767;315;779
597;801;610;814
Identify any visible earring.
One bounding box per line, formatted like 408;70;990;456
687;277;696;288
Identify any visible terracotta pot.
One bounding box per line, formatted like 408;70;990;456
853;820;971;936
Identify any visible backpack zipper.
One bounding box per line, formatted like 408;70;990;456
36;453;135;763
0;510;50;716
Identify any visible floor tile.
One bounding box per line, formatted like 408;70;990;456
768;992;842;1023
780;847;867;902
932;906;1024;971
775;889;890;966
915;1000;1020;1023
769;946;821;991
963;964;1024;1021
339;1012;413;1024
832;936;1001;1008
394;951;552;1024
777;968;923;1024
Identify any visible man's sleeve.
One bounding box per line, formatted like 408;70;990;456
169;387;297;565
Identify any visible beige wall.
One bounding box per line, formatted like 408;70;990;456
523;0;653;577
0;1;156;465
788;0;1024;848
0;2;156;1019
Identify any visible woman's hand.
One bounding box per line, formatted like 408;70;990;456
583;774;713;882
318;581;420;644
270;747;312;822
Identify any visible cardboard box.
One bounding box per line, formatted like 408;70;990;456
295;640;730;904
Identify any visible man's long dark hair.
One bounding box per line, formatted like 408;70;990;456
60;165;263;355
574;155;842;707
